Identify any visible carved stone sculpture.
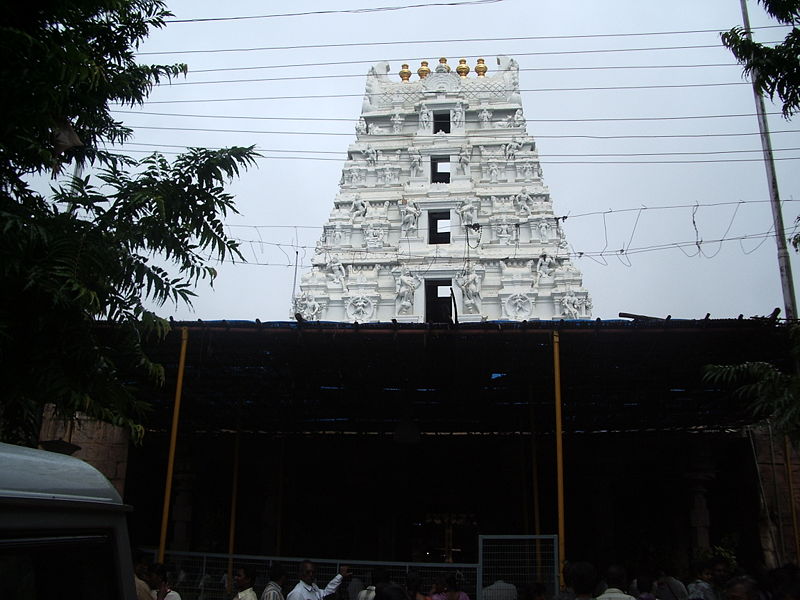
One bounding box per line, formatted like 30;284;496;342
346;295;374;321
456;265;482;314
395;267;421;315
401;201;421;235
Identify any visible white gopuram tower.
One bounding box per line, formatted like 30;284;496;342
292;56;592;323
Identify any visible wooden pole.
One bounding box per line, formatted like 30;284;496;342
158;326;189;563
227;429;241;595
553;330;566;587
785;435;800;562
530;384;542;577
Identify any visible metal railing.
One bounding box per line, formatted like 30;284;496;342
146;536;557;600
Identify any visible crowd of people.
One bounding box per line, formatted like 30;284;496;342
131;553;800;600
557;560;800;600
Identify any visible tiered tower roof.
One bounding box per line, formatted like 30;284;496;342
293;56;591;323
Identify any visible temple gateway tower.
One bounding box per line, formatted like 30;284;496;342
293;56;592;323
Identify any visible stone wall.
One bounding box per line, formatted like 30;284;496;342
38;404;129;496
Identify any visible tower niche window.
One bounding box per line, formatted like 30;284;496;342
428;211;451;245
431;156;450;184
424;279;452;323
433;112;450;134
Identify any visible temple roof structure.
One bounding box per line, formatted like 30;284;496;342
293;57;590;323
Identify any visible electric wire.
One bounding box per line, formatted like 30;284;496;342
111;108;790;123
179;63;741;80
116;142;800;159
129;81;753;105
111;148;800;165
139;25;785;54
164;0;505;24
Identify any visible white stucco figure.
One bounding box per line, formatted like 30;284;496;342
456;198;479;227
350;194;367;222
419;103;432;130
504;138;523;161
408;147;422;176
506;293;533;320
538;219;551;242
401;201;421;235
520;161;535;181
326;255;348;291
452;104;464;128
355;117;367;135
513;109;525;128
457;265;482;314
561;291;580;319
294;292;322;321
478;107;493;128
489;162;501;183
391;112;404;134
396;267;421;315
362;145;378;166
534;254;556;287
347;295;374;321
458;147;470;174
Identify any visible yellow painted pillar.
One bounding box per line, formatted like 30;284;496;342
553;330;566;587
158;327;189;563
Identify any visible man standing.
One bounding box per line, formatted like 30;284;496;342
482;573;517;600
235;566;258;600
287;561;350;600
596;566;636;600
262;564;289;600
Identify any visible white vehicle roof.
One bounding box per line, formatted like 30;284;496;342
0;442;122;506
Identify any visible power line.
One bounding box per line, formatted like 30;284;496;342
112;108;788;123
202;226;795;268
218;199;798;232
135;43;780;75
119;141;800;158
188;61;739;76
140;25;785;54
134;81;749;104
121;121;800;141
164;0;504;24
116;147;800;164
168;63;741;86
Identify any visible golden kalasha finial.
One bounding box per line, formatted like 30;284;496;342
436;57;451;73
399;64;412;82
456;58;470;78
474;58;488;77
417;61;431;79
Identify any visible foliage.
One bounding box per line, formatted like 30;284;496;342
0;1;258;445
703;326;800;440
721;0;800;117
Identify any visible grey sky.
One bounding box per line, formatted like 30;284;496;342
117;0;800;321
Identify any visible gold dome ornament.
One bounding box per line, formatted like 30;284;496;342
474;58;488;77
399;64;412;82
456;58;470;78
417;61;431;79
436;57;451;73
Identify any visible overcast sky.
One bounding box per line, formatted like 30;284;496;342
113;0;800;322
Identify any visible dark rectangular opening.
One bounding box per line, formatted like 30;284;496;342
431;156;450;184
433;112;450;134
428;210;451;244
424;279;452;323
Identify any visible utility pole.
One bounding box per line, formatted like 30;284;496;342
739;0;798;320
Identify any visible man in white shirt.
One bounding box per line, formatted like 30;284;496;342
483;575;518;600
287;561;350;600
235;566;258;600
597;566;636;600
